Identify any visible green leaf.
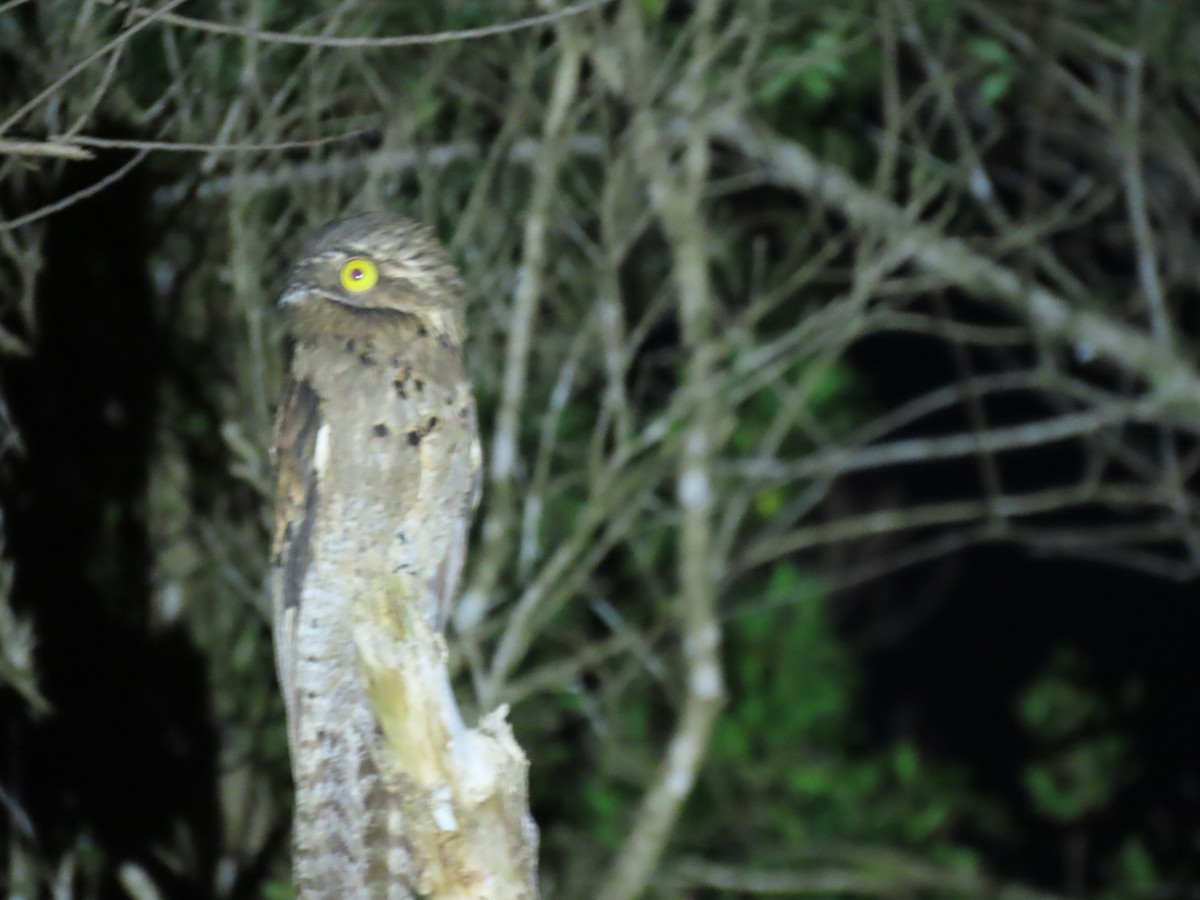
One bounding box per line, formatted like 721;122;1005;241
979;71;1014;105
640;0;666;21
261;880;294;900
1114;840;1159;892
894;742;920;787
966;36;1012;66
753;488;784;518
787;763;833;797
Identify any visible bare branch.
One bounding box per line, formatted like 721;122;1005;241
93;0;613;48
710;113;1200;419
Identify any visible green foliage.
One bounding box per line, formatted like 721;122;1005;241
756;33;848;108
1017;650;1139;824
731;358;864;456
731;357;866;520
261;879;295;900
686;563;979;864
751;4;881;175
965;37;1018;106
532;563;987;889
1101;840;1161;900
918;0;959;29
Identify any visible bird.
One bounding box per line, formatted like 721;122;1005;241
269;211;482;897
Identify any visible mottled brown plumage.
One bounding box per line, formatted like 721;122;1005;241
270;212;481;897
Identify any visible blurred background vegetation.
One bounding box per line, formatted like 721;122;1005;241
1;0;1199;897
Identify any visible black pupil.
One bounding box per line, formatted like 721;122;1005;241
351;267;363;280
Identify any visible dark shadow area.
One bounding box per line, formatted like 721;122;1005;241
0;150;219;898
861;548;1200;888
840;323;1200;894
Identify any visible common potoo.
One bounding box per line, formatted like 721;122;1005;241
270;212;482;897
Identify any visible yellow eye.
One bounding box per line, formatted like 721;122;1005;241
339;257;379;293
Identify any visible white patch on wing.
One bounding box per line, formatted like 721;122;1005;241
314;424;331;479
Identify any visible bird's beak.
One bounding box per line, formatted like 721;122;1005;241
278;282;310;307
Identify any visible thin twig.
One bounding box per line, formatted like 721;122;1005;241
93;0;612;48
0;149;149;231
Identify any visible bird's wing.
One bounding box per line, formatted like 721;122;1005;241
270;375;323;758
428;391;483;631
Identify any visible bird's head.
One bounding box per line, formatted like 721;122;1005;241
280;212;466;340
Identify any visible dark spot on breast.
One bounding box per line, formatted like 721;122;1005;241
417;325;429;338
389;354;401;366
438;334;454;349
404;414;442;447
360;352;377;366
373;423;389;437
445;393;454;405
345;338;356;352
393;365;421;398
